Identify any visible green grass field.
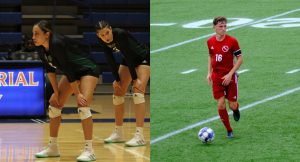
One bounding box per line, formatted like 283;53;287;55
150;0;300;161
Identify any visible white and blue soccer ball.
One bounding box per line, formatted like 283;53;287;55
198;127;215;143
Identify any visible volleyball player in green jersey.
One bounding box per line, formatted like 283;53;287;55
96;20;150;147
32;20;98;161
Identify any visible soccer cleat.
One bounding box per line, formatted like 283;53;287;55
77;149;96;162
125;132;146;147
227;131;234;139
104;129;125;143
35;145;60;158
233;109;240;121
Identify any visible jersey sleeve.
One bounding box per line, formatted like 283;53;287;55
36;47;56;73
232;38;242;57
117;31;138;80
103;45;121;82
52;39;77;82
207;40;213;55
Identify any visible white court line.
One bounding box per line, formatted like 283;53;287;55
150;86;300;145
75;129;150;161
31;119;45;124
181;68;198;74
110;144;150;161
151;8;300;54
151;23;176;26
237;69;249;74
286;69;300;74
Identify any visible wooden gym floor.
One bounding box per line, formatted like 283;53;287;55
0;95;150;162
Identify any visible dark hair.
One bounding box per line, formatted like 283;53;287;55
213;16;227;26
34;20;53;33
95;20;111;31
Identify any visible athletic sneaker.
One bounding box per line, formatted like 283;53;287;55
35;144;60;158
77;149;96;162
233;109;240;121
104;129;125;143
125;132;146;147
227;131;234;139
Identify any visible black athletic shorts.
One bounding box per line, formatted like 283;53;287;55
120;53;150;67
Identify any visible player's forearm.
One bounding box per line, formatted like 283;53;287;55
47;72;59;94
229;56;243;75
70;81;80;95
207;56;212;74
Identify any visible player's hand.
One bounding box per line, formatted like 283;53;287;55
133;79;145;93
49;92;61;108
76;93;87;107
113;81;123;95
207;74;212;85
222;73;232;86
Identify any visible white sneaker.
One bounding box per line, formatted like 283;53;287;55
35;144;60;158
125;132;146;147
104;129;125;143
77;149;96;162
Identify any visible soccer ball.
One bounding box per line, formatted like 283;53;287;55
198;127;215;143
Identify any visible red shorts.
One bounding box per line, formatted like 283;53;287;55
211;73;238;101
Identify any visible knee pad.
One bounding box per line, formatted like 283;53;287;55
113;95;125;105
78;107;92;120
133;93;145;104
48;106;61;118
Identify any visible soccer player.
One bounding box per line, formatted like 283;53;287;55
95;20;150;147
32;20;98;161
206;16;243;138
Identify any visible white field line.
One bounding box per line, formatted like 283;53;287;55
150;86;300;145
181;68;198;74
237;69;250;74
151;23;176;26
286;69;300;74
151;8;300;54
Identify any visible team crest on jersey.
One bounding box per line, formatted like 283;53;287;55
211;46;214;50
222;45;229;52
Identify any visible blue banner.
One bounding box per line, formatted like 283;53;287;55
0;66;45;116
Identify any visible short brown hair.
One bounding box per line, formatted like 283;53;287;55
213;16;227;26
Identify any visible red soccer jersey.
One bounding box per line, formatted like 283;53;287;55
207;34;241;81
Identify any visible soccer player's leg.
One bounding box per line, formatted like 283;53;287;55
125;64;149;147
76;75;98;161
227;74;240;121
36;76;73;158
105;65;131;143
213;82;234;138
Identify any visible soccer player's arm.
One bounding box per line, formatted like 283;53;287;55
228;39;243;76
207;41;213;85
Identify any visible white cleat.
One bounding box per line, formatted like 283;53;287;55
35;145;60;158
104;129;125;143
125;132;146;147
77;149;96;162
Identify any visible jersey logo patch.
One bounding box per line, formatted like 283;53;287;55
211;46;214;50
222;45;229;52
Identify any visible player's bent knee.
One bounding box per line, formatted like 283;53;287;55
48;105;62;118
133;93;145;104
78;107;92;120
113;95;125;105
